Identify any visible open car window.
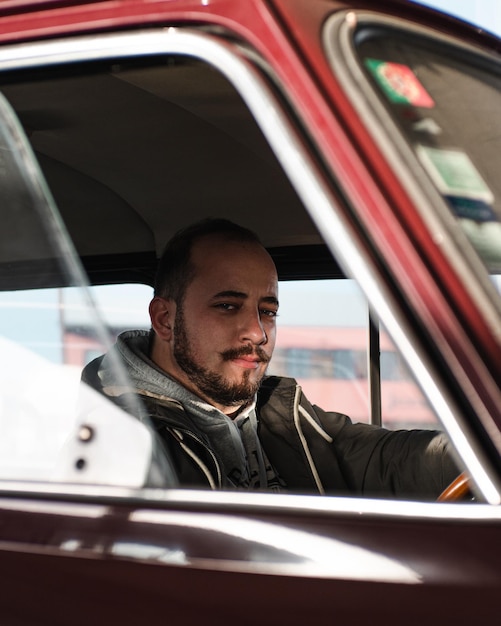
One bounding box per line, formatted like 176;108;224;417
1;27;496;501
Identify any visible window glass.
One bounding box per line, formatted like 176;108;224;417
0;277;439;474
0;283;167;485
353;25;501;272
53;280;440;433
270;279;438;430
0;284;151;368
62;284;151;367
270;279;370;424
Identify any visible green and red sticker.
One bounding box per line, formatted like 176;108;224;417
365;59;435;108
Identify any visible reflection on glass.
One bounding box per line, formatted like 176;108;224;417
356;28;501;272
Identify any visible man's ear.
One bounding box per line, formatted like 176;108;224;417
149;296;175;340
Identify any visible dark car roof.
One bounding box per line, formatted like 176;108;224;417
0;52;341;286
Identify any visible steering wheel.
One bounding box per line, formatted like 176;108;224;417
437;472;471;502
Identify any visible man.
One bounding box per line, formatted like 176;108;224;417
83;218;459;498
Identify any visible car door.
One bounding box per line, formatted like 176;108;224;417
0;3;500;625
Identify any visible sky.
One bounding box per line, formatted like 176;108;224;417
418;0;501;35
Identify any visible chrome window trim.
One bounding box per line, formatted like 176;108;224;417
1;488;500;582
0;28;499;502
1;483;501;522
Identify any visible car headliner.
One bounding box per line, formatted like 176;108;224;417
1;54;342;288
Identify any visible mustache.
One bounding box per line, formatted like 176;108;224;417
221;345;271;363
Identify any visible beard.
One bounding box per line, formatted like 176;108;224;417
173;304;270;408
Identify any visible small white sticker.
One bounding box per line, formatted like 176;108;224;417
416;145;494;203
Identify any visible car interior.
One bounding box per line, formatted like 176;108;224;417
0;50;369;488
0;55;336;288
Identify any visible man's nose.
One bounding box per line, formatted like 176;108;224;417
240;310;267;345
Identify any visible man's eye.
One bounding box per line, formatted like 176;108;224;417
261;309;278;318
216;303;237;311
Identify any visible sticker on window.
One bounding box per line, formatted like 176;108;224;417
445;196;498;223
364;59;435;108
416;145;494;204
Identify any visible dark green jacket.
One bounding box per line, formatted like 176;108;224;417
84;349;458;499
257;376;458;499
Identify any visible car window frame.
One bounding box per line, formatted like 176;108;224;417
0;25;499;503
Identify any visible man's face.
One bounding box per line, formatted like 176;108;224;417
157;235;279;414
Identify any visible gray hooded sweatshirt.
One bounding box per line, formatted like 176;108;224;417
84;330;283;490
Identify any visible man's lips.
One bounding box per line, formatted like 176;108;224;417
221;347;269;369
230;355;262;369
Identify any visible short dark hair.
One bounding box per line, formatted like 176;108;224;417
154;218;263;301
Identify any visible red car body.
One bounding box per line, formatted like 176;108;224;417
0;1;501;624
